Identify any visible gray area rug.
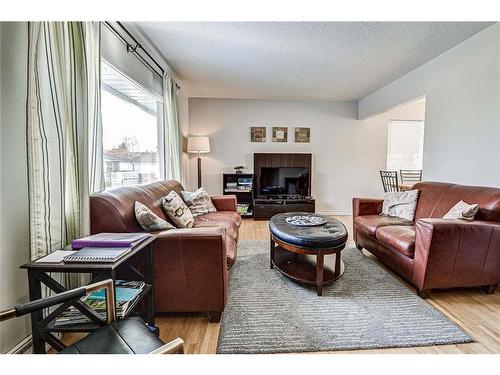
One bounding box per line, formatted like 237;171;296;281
217;240;473;354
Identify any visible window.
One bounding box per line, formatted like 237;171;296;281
101;60;163;189
386;120;424;171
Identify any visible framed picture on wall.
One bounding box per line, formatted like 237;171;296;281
251;127;266;142
272;127;288;142
295;127;310;143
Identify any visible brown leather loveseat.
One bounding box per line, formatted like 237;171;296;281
90;180;242;322
353;182;500;298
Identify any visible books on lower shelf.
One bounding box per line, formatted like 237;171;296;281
53;280;146;328
237;203;251;215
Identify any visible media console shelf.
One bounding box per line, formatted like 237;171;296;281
253;197;315;219
253;153;314;220
223;173;254;217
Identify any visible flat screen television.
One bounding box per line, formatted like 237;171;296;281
259;167;309;197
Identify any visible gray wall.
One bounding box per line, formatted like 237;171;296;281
188;98;390;214
358;23;500;187
188;97;426;214
0;22;31;353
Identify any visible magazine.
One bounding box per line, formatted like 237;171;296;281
53;280;146;327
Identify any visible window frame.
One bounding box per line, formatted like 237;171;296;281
386;119;425;172
100;59;165;189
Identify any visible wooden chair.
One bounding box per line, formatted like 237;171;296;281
0;279;184;354
380;170;400;193
400;169;423;185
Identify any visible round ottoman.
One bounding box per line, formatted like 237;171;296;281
269;212;348;296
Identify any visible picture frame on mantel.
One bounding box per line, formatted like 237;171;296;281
295;127;310;143
272;127;288;142
250;127;266;142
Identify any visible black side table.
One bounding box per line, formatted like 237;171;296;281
20;235;156;354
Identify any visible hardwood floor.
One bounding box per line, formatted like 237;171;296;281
156;217;500;354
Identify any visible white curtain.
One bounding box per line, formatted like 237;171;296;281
26;22;103;270
86;24;105;194
162;73;182;181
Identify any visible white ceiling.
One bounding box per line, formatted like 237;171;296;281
130;22;494;101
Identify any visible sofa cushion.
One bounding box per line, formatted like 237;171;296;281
135;201;175;231
196;211;242;229
442;200;480;221
376;225;416;258
354;215;412;238
162;191;195;228
381;189;419;221
181;187;217;217
194;216;238;242
194;212;241;268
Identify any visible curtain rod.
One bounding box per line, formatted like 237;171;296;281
104;21;180;90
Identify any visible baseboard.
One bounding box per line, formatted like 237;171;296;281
7;335;32;354
316;210;352;216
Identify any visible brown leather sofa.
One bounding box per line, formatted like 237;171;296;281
353;182;500;298
90;180;242;322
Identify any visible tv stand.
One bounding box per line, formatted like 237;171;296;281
264;194;305;200
253;196;315;220
253;153;314;220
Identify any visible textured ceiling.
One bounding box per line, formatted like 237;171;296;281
130;22;494;101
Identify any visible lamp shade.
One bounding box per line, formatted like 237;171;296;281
187;136;210;153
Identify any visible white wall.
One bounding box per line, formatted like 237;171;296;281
358;23;500;187
0;22;31;353
189;99;391;214
364;98;426;170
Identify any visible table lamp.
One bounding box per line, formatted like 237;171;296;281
187;136;210;188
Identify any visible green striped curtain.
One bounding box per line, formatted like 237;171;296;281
26;22;103;275
163;73;182;181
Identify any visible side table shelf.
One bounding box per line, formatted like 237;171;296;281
20;236;157;353
43;284;153;333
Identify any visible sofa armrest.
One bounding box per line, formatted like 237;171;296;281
153;227;228;312
211;195;237;212
352;197;383;218
413;218;500;291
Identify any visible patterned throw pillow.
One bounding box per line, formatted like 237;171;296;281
135;201;175;231
162;191;195;228
381;189;419;221
181;187;217;217
443;200;479;221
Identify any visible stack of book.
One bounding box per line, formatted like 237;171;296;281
63;233;150;264
71;233;150;249
237;177;253;190
53;280;146;327
225;182;239;192
237;203;250;215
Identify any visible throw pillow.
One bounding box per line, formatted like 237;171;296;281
135;201;175;231
162;191;195;228
381;189;419;221
443;200;479;221
181;187;217;217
